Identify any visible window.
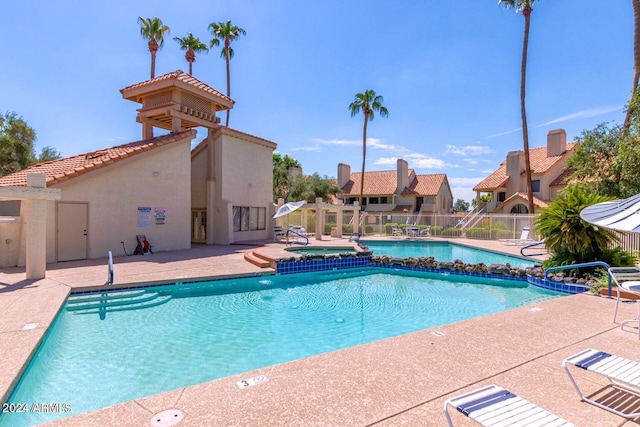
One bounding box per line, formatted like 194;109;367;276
348;197;358;204
233;206;266;231
380;196;388;204
531;180;541;193
510;204;529;214
369;197;379;204
498;192;506;202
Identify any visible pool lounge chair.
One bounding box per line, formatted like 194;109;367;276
563;348;640;419
444;384;575;426
499;227;536;246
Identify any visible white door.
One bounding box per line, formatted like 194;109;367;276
57;203;88;261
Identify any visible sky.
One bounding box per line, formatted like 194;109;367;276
0;1;634;204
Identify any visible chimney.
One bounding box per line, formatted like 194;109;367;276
337;163;351;189
547;129;567;157
506;151;524;178
397;159;408;195
288;166;302;177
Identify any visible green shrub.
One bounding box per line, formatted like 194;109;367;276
441;227;461;237
430;225;443;236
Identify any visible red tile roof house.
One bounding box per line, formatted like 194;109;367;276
0;70;276;268
472;129;577;214
336;159;453;225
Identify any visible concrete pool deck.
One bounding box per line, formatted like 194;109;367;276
1;237;639;426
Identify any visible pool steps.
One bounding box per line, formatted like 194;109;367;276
66;290;172;314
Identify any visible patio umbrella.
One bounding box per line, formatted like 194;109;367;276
580;193;640;233
272;200;305;219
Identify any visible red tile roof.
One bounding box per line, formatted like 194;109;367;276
120;70;232;105
341;170;448;197
493;192;549;212
473;143;577;191
0;130;197;187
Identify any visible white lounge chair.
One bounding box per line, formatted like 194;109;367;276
563;348;640;419
609;266;640;335
499;226;536;246
444;384;575;426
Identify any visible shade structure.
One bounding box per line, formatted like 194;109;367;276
272;201;305;219
580;193;640;233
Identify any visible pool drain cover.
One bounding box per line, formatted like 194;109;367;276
150;409;184;427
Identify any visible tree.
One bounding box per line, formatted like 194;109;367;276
288;173;341;203
624;0;640;133
471;193;492;209
273;153;302;202
173;33;208;75
138;17;170;79
209;20;246;127
453;199;470;212
499;0;536;214
0;111;62;176
349;90;389;207
535;185;636;269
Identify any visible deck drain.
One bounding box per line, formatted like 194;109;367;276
150;409;184;427
22;323;38;330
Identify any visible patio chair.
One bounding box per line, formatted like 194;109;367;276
419;225;431;237
390;225;403;237
563;348;640;418
273;226;286;242
610;266;640;331
499;226;536;246
444;384;575;426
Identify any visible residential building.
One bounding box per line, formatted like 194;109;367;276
473;129;577;214
336;159;453;215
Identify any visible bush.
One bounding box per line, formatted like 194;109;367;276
384;222;399;235
430;225;444;236
441;227;461;237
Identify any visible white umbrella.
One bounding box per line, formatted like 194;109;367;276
272;200;305;219
580;193;640;233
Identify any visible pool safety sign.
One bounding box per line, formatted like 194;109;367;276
154;207;166;225
237;375;268;389
137;207;152;229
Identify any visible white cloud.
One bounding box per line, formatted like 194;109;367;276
290;145;321;152
445;145;493;156
536;105;622;127
486;127;521;139
312;138;360;146
448;177;484;186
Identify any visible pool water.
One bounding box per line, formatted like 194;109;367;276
1;267;562;426
365;240;536;268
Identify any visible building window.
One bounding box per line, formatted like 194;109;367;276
531;180;541;193
380;196;388;204
498;192;506;202
510;204;529;214
348;197;358;204
233;206;266;231
369;197;379;204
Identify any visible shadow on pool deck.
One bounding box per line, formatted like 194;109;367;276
1;238;639;426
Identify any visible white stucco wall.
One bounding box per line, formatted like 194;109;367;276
44;139;192;262
217;132;274;242
191;146;208;210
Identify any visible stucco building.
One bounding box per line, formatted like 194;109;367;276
336;159;453;215
473;129;577;214
0;70;276;268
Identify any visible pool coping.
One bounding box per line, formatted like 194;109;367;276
1;238;636;426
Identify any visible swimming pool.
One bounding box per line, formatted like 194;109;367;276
365;240;536;268
1;267;563;426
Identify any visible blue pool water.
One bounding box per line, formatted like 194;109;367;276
1;267;562;426
365;240;537;268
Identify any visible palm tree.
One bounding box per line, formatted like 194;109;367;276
624;0;640;134
138;17;170;79
173;33;208;75
349;90;389;206
499;0;536;214
209;20;246;127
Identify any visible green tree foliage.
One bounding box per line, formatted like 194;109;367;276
37;146;62;163
288;173;341;203
138;17;170;79
567;92;640;199
349;89;388;205
453;199;470;212
534;186;636;269
173;33;208;75
471;193;492;209
273;153;301;202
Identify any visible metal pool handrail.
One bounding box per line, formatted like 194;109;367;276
544;261;611;296
520;240;546;257
285;228;309;246
106;251;114;285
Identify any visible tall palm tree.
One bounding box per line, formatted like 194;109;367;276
349;90;389;207
209;20;246;127
173;33;208;75
624;0;640;134
138;17;170;79
499;0;536;214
